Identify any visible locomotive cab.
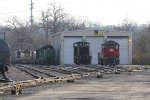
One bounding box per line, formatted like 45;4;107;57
73;42;92;65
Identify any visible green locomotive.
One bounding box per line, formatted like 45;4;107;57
36;45;55;65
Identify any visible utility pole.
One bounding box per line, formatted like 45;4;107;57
30;0;34;26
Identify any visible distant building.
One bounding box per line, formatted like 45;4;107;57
51;30;132;65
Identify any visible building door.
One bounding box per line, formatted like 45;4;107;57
64;37;82;64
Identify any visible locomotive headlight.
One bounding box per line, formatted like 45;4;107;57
109;49;113;52
129;39;132;42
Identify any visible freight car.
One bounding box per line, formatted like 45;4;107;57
98;40;120;66
73;41;92;65
36;45;55;65
0;39;10;73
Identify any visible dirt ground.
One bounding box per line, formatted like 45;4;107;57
1;67;150;100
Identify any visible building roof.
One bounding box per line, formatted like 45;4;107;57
50;30;132;37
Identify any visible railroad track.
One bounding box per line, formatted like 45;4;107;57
25;65;68;77
42;66;83;74
82;65;125;73
0;64;147;95
34;64;98;75
19;64;84;75
13;64;117;76
44;65;116;75
13;64;103;79
30;64;147;78
13;64;144;79
0;64;102;94
35;65;116;75
13;65;56;79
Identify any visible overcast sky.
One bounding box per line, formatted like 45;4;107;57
0;0;150;25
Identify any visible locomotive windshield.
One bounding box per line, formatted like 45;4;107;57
103;44;118;48
102;41;119;49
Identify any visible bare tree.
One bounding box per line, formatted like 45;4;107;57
39;3;86;45
114;18;137;32
7;17;33;46
133;24;150;64
6;17;38;57
39;3;66;44
134;35;148;64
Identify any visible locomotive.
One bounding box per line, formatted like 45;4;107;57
73;41;92;65
13;45;55;65
14;50;35;64
98;40;120;66
0;39;10;73
36;45;55;65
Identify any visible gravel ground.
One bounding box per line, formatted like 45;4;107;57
0;66;150;100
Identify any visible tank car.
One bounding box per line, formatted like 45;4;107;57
36;45;55;65
73;41;92;65
98;40;120;66
0;39;10;73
